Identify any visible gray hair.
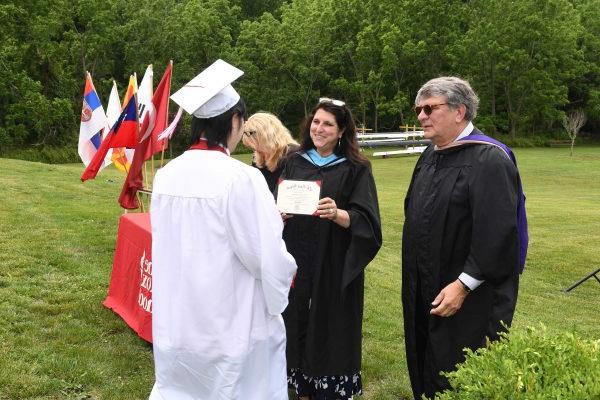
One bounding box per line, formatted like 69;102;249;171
415;76;479;121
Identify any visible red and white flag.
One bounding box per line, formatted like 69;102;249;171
81;95;139;181
119;61;173;209
157;107;183;141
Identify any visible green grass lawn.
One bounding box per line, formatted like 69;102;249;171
1;147;599;399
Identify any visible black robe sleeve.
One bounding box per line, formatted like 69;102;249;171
463;146;519;284
341;163;382;290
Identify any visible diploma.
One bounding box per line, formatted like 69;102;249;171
277;179;321;215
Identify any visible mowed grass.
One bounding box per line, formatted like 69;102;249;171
1;147;599;399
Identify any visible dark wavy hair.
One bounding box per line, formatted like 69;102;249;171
190;98;247;148
300;101;369;165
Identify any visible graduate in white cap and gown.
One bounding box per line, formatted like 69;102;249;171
148;59;297;400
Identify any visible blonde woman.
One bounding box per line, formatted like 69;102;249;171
242;112;300;192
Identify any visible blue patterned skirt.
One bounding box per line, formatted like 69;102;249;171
288;368;362;400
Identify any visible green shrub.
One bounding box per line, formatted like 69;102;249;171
435;325;600;400
1;142;252;165
1;146;80;164
491;134;549;148
232;142;253;155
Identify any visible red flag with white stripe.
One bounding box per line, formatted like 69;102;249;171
119;62;172;209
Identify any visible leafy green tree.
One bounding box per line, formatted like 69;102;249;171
0;4;29;149
234;0;346;132
570;0;600;131
234;12;298;116
133;0;241;88
276;0;342;115
450;0;584;138
346;0;466;130
65;0;120;79
341;8;390;131
0;1;81;149
2;0;600;157
401;0;467;85
235;0;287;19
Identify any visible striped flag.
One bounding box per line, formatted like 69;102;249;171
112;74;138;172
81;95;139;182
78;72;109;169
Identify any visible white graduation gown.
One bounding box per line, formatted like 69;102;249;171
148;149;297;400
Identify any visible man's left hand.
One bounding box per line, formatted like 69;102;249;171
430;279;468;317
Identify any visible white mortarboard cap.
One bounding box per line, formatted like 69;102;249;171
170;59;244;119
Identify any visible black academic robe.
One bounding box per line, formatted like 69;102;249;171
254;163;282;193
279;152;382;377
402;130;520;399
253;145;300;193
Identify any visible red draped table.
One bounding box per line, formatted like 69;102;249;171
103;212;153;342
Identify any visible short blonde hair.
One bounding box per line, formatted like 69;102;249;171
242;112;299;172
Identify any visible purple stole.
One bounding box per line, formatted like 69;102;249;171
457;132;528;273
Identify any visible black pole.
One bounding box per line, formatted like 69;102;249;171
564;267;600;292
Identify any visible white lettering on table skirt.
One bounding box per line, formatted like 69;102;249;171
138;250;153;313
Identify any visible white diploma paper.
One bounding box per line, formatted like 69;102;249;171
277;179;321;215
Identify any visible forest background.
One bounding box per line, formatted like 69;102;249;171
1;0;600;161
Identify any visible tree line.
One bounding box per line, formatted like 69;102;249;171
1;0;599;157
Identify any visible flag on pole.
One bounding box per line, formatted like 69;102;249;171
119;61;173;209
157;106;183;141
138;65;153;123
102;80;122;167
141;63;171;160
78;72;109;169
81;95;139;182
122;73;138;106
112;74;138;172
106;80;121;130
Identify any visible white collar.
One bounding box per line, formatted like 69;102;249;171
434;121;474;151
454;121;474;142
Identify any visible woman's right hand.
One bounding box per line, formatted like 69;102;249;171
281;212;293;222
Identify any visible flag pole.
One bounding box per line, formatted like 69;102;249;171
137;191;145;213
123;160;130;176
143;161;148;189
160;141;166;169
151;151;155;187
129;92;139;201
144;161;148;189
159;60;174;170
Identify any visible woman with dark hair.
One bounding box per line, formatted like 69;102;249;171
279;98;382;400
149;60;296;400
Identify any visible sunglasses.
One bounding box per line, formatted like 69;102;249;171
319;97;346;107
414;103;448;116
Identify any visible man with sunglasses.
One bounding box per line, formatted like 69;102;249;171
402;77;524;399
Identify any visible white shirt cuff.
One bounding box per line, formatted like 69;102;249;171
458;273;484;291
